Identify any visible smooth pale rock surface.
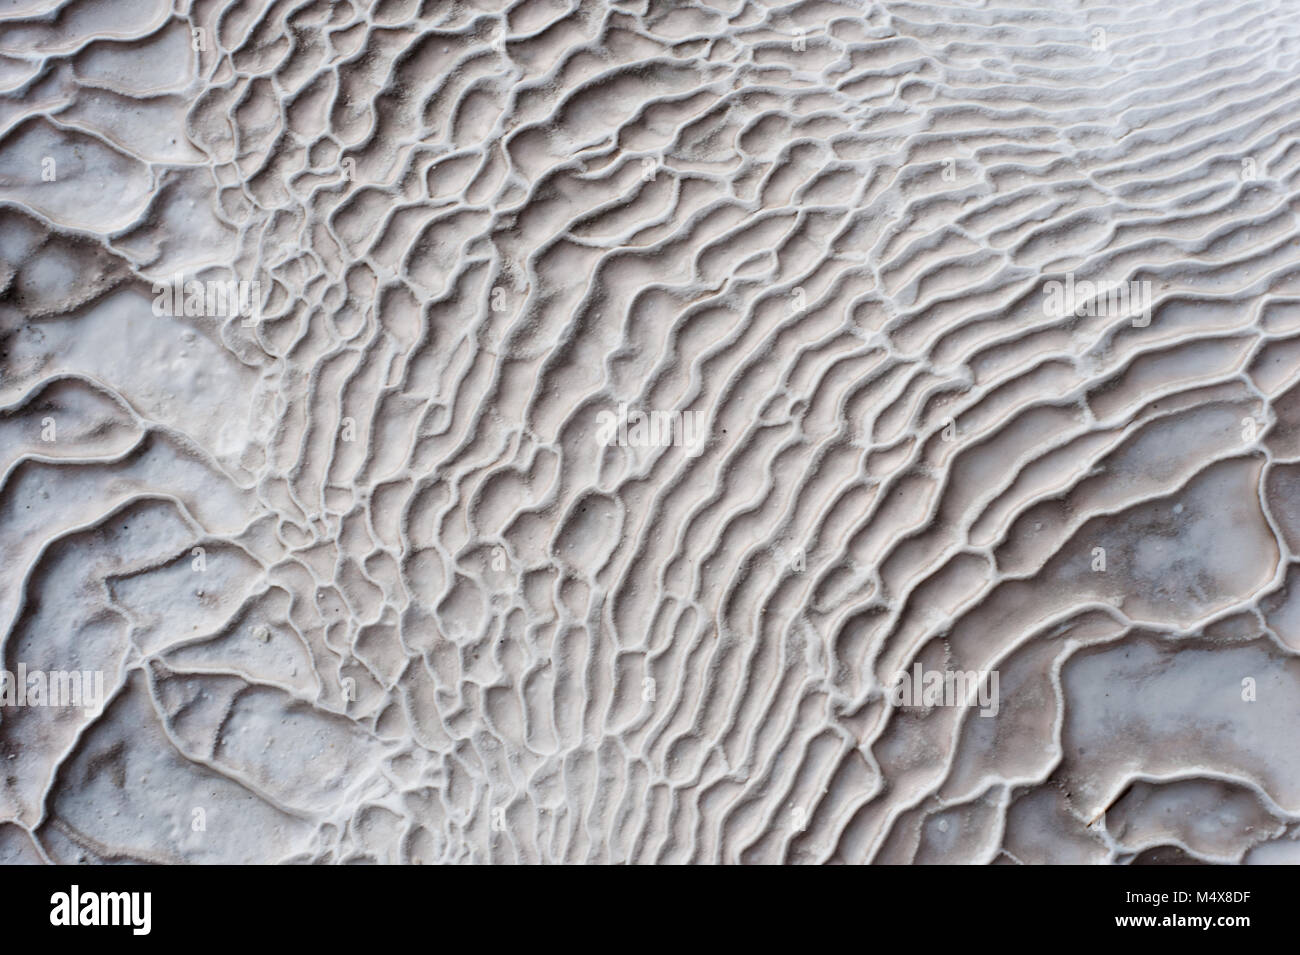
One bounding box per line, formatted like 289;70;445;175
1;0;1299;864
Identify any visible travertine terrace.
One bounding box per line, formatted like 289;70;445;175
2;0;1300;864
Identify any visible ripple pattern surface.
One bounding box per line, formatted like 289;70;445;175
2;0;1300;864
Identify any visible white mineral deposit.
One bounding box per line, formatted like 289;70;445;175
0;0;1297;866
